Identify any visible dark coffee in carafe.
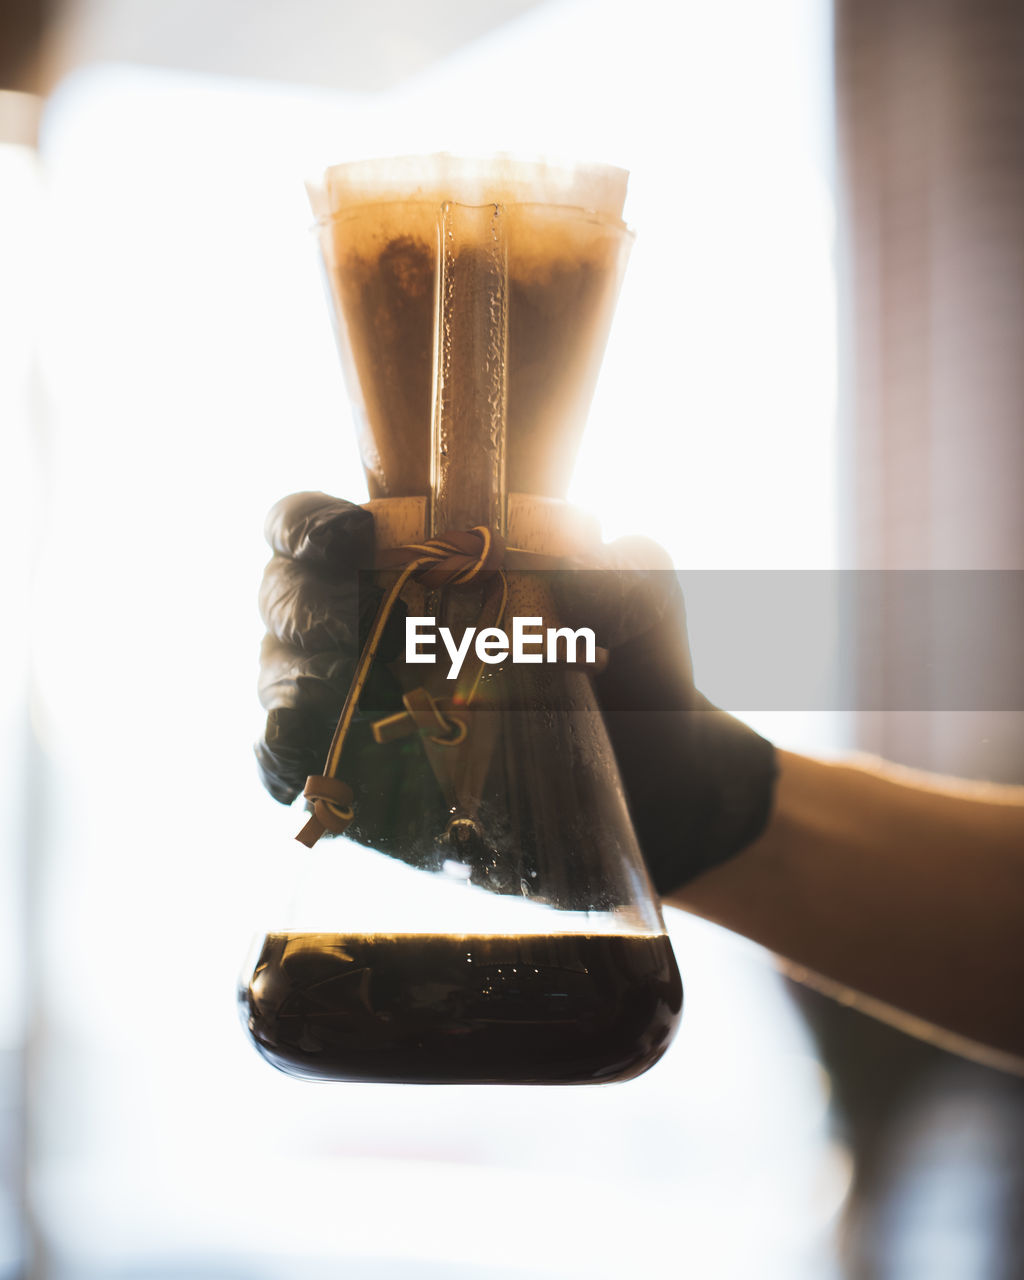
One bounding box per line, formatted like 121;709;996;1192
241;931;682;1084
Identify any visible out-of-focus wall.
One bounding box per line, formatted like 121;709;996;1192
810;5;1024;1277
836;0;1024;779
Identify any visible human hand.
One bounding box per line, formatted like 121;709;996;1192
256;492;776;891
571;546;778;894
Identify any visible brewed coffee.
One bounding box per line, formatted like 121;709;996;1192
241;932;682;1084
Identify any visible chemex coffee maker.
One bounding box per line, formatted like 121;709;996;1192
239;155;683;1084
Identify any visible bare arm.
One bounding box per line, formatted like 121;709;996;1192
670;750;1024;1072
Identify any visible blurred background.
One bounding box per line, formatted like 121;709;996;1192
1;0;1023;1276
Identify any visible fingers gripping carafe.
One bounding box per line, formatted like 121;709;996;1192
239;156;683;1084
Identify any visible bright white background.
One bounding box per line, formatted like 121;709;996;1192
3;1;845;1275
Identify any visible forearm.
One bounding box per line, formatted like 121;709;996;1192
670;750;1024;1068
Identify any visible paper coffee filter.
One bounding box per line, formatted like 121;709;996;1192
307;153;629;222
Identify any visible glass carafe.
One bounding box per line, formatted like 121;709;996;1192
239;156;683;1084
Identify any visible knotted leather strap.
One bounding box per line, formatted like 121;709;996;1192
297;526;512;848
377;526;505;587
301;776;354;837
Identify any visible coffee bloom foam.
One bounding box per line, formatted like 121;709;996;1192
307;153;629;223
